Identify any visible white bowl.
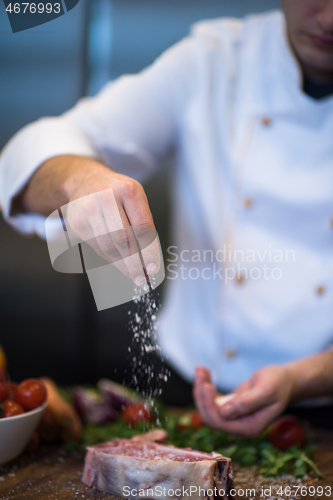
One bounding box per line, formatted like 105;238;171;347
0;401;47;464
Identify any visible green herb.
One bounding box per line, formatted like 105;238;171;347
257;444;323;478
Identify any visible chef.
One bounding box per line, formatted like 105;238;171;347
1;0;333;437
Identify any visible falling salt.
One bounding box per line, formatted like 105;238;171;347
125;287;170;425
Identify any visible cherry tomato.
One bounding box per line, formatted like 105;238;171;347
0;383;6;403
4;381;18;401
2;400;25;418
122;403;151;426
268;416;306;451
177;411;204;431
16;379;47;411
191;411;204;430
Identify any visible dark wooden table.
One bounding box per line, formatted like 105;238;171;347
0;431;332;500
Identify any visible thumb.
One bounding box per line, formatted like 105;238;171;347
218;386;274;420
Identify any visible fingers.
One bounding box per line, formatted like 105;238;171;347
75;190;130;276
193;366;282;438
132;226;161;277
213;404;280;438
218;366;291;427
99;183;160;283
194;366;223;428
65;200;123;273
120;182;160;277
195;365;212;383
66;178;161;285
218;385;275;421
68;188;147;283
87;211;131;278
107;223;146;285
97;189;145;283
214;394;236;407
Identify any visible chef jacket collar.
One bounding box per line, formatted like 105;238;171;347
270;12;333;117
229;11;333;123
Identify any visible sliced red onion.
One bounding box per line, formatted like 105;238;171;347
97;379;143;412
72;386;117;425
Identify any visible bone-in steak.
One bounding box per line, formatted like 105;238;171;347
82;433;236;500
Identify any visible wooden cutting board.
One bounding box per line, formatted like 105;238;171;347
0;431;332;500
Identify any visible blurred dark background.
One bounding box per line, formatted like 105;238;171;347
0;0;279;388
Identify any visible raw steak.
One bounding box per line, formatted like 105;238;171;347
82;433;236;500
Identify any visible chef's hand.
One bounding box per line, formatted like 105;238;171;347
193;365;293;438
65;158;161;283
17;155;161;284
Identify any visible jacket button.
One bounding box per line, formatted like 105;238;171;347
316;285;326;296
235;273;246;285
226;349;238;359
244;198;254;209
261;117;271;126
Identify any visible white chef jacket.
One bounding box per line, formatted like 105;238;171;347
1;10;333;391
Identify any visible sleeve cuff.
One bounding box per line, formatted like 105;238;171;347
0;116;97;236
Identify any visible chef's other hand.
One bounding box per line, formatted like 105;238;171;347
18;155;160;285
193;365;293;438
